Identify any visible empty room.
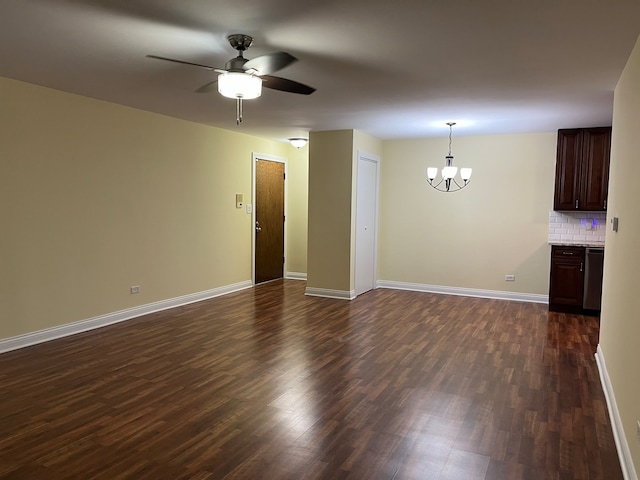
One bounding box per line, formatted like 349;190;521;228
2;1;640;479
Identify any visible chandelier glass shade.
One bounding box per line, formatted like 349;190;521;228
426;122;472;192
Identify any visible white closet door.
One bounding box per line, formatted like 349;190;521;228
355;152;379;296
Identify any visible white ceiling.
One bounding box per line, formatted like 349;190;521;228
1;0;639;141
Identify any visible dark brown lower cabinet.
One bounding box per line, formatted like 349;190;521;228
549;245;585;312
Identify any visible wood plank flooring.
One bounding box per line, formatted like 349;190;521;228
0;280;622;479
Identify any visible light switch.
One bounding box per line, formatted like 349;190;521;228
236;194;243;209
611;216;619;232
246;204;253;214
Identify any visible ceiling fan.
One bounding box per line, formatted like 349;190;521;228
147;34;316;125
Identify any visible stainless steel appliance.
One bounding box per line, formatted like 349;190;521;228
583;247;604;310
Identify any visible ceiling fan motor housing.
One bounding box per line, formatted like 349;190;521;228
225;56;249;72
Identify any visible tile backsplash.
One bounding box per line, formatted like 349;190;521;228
548;211;606;245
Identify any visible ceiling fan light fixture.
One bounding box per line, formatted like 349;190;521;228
289;138;308;148
217;72;262;99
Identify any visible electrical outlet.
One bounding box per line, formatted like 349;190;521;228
505;275;515;282
130;285;140;294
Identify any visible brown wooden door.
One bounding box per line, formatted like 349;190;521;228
553;129;583;210
255;159;285;284
580;127;611;211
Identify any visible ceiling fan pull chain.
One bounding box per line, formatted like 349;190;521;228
236;98;243;125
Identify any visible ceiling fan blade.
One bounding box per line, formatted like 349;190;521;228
146;54;215;70
243;52;297;75
261;75;316;95
195;80;218;93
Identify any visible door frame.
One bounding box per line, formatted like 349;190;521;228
354;150;380;296
252;152;288;285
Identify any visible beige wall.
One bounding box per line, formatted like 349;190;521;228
600;34;640;473
306;130;382;293
285;143;309;275
0;77;308;340
353;130;383;159
306;130;354;291
379;132;556;294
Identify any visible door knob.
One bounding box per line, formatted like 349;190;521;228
255;221;262;233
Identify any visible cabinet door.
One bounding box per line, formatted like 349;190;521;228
549;260;584;306
553;129;583;210
549;247;585;307
580;127;611;211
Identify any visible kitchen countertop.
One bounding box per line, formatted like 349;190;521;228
549;241;605;248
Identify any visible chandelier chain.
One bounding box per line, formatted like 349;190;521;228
446;121;456;156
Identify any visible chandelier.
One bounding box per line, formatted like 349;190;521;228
426;122;472;192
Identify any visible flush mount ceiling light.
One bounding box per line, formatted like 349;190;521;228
426;122;472;192
289;138;308;148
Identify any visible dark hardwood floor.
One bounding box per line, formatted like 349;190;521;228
0;280;622;479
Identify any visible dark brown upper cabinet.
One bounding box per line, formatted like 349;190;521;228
553;127;611;211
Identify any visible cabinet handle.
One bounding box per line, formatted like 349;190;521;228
562;252;575;255
580;262;583;272
604;200;607;209
575;199;579;209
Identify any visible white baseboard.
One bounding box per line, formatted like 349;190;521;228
0;280;253;354
595;345;638;480
376;280;548;304
305;287;355;300
285;272;307;281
